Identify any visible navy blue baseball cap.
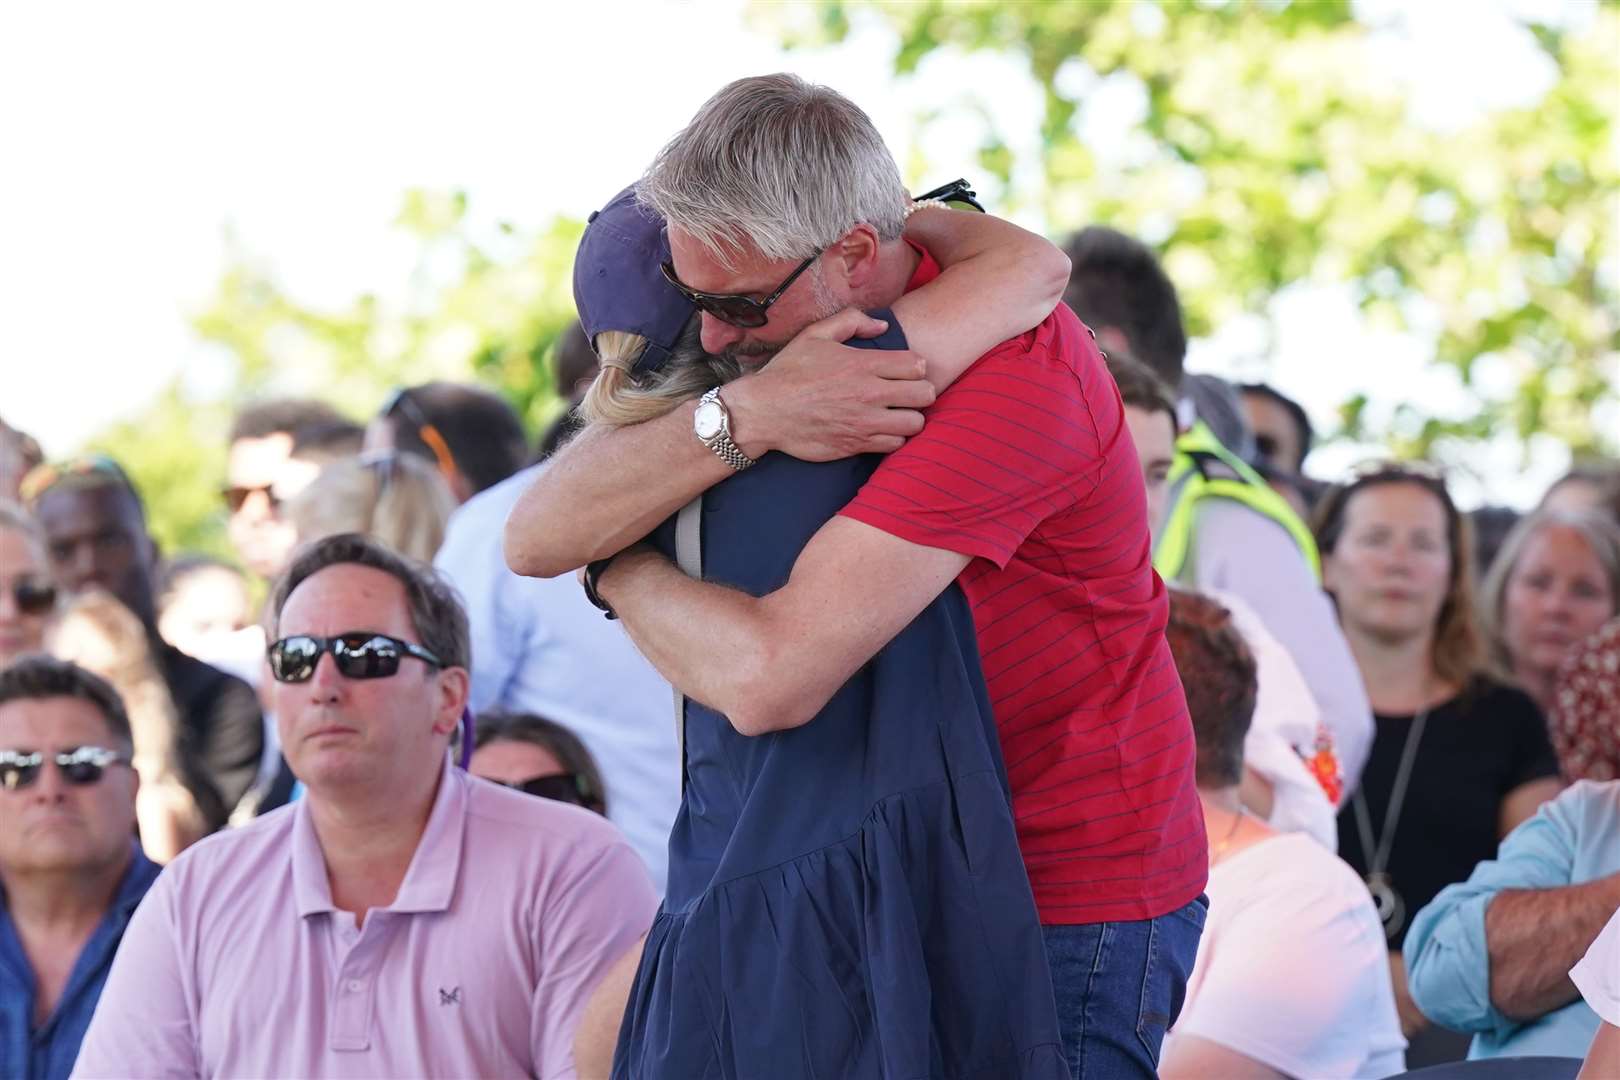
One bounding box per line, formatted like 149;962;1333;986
573;185;696;376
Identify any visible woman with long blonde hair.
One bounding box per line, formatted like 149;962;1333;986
1479;509;1620;715
49;589;225;862
287;450;456;564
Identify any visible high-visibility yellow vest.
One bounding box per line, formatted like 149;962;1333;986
1152;422;1321;583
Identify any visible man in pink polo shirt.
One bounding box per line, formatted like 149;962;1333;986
73;534;656;1079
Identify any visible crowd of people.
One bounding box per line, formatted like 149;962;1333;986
0;72;1618;1080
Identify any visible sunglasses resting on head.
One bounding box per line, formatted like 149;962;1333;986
0;746;130;790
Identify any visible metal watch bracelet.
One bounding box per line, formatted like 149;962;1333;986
696;387;756;472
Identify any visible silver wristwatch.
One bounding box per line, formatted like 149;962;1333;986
693;387;756;472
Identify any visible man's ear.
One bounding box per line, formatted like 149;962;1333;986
433;666;471;737
830;224;882;291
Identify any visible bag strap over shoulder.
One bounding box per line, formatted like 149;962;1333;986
671;495;703;790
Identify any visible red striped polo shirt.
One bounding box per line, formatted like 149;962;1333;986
839;250;1207;925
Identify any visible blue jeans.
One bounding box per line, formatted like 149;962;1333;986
1042;896;1208;1080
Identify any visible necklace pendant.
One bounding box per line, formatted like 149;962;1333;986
1366;872;1406;941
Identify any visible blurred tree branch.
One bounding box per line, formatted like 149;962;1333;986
98;193;584;558
759;0;1619;463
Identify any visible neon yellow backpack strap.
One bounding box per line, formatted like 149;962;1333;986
1152;422;1321;582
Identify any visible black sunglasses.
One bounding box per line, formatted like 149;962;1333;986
491;772;602;813
660;250;822;330
0;746;130;791
222;483;278;513
7;579;56;616
267;632;443;683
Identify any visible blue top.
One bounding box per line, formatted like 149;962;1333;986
613;316;1066;1080
0;844;161;1080
1404;780;1620;1060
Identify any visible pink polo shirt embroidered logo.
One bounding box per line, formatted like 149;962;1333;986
71;761;658;1079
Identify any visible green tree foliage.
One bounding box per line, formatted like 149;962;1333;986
761;0;1620;462
100;193;584;558
90;386;236;560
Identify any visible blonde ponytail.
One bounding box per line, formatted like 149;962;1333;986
580;324;740;428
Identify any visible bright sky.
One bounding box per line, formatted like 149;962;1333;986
0;0;1596;506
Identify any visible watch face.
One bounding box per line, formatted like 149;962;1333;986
694;402;724;441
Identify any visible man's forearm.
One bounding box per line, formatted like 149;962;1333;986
1486;874;1620;1020
504;400;733;578
502;340;928;579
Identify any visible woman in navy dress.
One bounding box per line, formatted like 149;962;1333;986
575;187;1068;1080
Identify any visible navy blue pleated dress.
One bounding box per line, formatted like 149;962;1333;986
613;316;1067;1080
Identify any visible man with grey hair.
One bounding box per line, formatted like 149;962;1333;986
74;534;656;1079
508;73;1205;1078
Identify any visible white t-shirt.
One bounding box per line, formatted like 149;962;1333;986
1214;589;1338;850
1573;905;1620;1027
1164;831;1407;1079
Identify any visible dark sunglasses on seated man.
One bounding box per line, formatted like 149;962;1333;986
267;632;443;683
489;772;603;814
0;746;130;791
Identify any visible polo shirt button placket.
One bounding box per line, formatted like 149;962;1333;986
331;968;374;1052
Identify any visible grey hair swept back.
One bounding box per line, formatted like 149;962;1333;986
639;73;908;268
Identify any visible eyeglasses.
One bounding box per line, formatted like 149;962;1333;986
380;389;459;487
222;482;278;513
490;772;602;813
911;178;985;212
267;632;444;683
7;579;56;616
0;746;130;791
660;251;822;330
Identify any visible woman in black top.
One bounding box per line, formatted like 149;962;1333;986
1314;464;1562;1063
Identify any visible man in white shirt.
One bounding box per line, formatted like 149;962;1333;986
1158;589;1406;1079
1574;907;1620;1076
